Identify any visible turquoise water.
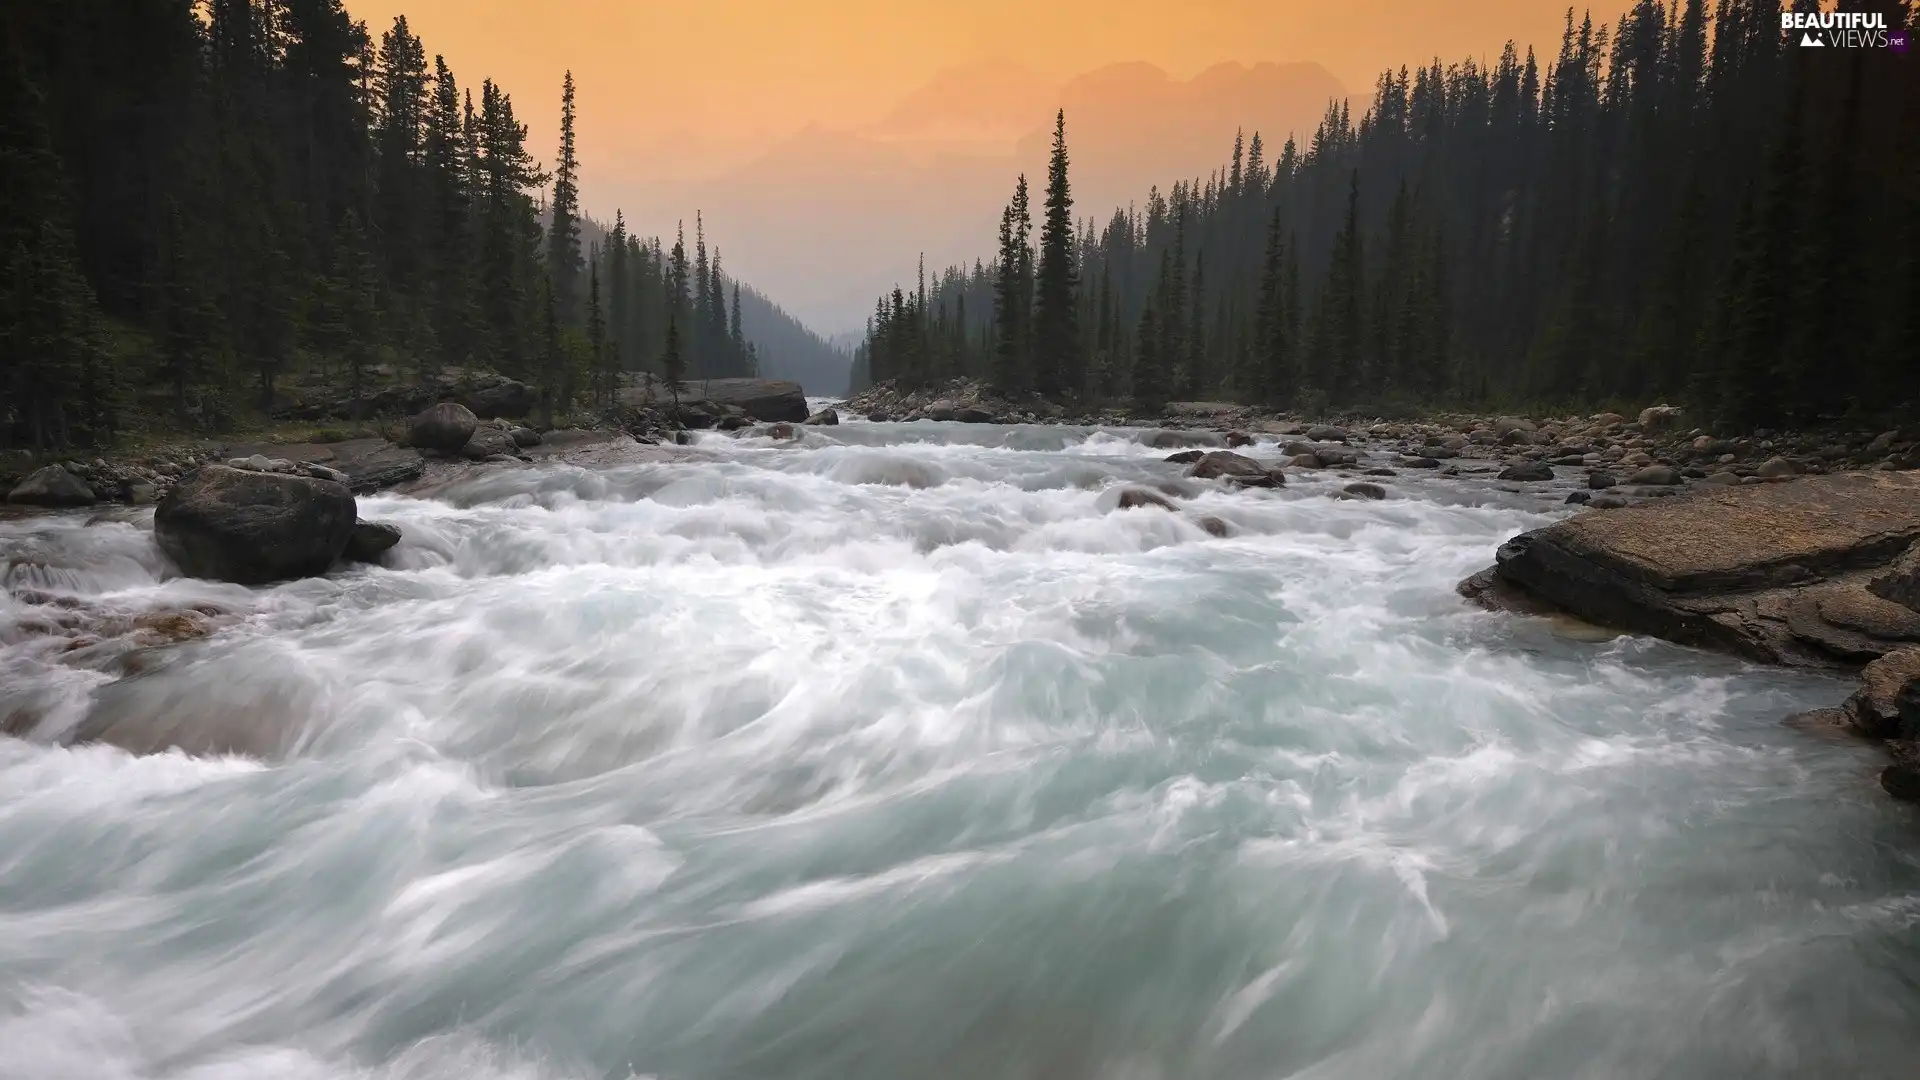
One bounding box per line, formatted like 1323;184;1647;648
2;417;1916;1079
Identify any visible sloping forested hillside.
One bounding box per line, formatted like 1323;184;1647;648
1;1;811;450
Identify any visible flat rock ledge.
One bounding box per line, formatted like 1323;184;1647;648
1461;471;1920;669
1464;472;1920;801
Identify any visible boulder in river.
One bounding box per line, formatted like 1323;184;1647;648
154;464;357;584
1497;462;1554;482
806;407;840;426
955;405;998;424
7;464;96;507
344;521;403;563
1149;429;1223;450
1466;472;1920;667
1341;482;1388;501
1163;450;1206;464
408;402;478;454
1116;487;1177;511
1185;451;1285;489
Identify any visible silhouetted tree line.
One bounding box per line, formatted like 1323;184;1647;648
856;1;1917;429
1;1;771;449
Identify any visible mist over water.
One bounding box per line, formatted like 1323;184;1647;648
3;408;1918;1080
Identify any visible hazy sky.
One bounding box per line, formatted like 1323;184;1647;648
345;0;1635;208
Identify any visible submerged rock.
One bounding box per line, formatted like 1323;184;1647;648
1115;487;1177;511
1342;482;1388;500
344;521;403;563
154;465;357;585
1470;472;1920;666
7;465;96;507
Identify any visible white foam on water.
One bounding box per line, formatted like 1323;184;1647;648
1;417;1914;1080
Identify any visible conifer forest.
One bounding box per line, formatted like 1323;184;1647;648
855;1;1917;429
0;0;841;450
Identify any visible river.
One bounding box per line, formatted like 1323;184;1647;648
2;409;1917;1079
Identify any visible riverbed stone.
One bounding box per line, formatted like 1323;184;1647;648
461;427;520;460
408;402;478;453
1639;405;1684;434
154;465;357;584
1497;461;1554;482
1626;465;1683;486
7;464;97;507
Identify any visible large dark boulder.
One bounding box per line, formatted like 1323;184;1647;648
7;465;96;507
154;465;357;584
408;402;477;453
619;377;808;422
1467;472;1920;667
458;376;536;420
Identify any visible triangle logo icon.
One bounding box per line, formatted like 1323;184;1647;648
1800;31;1824;46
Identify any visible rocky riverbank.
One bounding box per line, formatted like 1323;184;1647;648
848;380;1920;483
1461;471;1920;800
1;375;817;511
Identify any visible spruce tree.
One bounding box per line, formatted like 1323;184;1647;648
587;259;609;406
548;71;583;326
989;178;1032;392
1032;111;1080;398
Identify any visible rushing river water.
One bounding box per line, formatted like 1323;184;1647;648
2;409;1918;1080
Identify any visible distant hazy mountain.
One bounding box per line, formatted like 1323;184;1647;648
620;59;1347;336
735;285;851;396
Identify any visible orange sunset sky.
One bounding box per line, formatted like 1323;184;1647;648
343;0;1638;330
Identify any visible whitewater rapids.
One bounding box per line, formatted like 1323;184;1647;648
2;408;1917;1080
